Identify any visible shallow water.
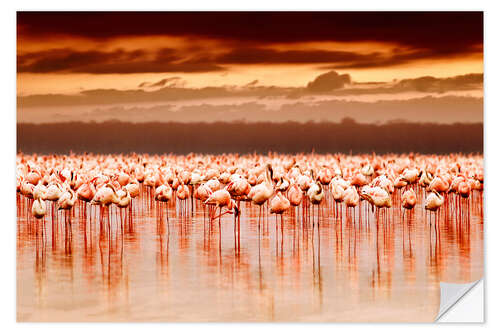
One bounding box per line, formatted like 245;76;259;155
17;186;483;322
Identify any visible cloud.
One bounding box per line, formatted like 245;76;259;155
17;48;224;74
303;73;483;97
244;80;259;87
215;46;479;72
306;71;351;92
138;77;182;88
17;13;482;74
17;48;143;73
138;82;151;88
17;85;294;107
17;44;484;74
394;73;483;93
17;71;483;108
18;12;482;53
216;48;379;65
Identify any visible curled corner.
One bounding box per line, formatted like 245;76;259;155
435;279;482;321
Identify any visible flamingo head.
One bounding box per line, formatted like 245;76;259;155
266;164;274;179
316;181;323;194
105;182;117;194
228;199;240;217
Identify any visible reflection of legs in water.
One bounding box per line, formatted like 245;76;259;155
280;214;284;258
275;215;278;256
258;206;263;292
237;201;241;254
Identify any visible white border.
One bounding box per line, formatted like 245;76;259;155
2;1;497;331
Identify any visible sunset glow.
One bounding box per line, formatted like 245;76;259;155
17;12;483;123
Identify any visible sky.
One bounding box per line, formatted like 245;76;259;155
17;11;483;124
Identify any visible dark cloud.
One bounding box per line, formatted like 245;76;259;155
217;47;440;70
17;44;483;74
18;48;224;74
306;71;351;92
316;45;483;71
322;73;484;97
17;85;294;108
17;47;386;74
216;48;379;64
18;12;482;51
17;12;482;74
214;46;469;73
244;80;259;87
394;73;483;93
17;48;145;73
138;77;182;88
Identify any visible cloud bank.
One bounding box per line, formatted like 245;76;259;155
18;71;483;108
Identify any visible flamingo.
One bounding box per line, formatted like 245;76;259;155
425;190;444;212
428;176;449;193
350;173;368;188
248;164;274;223
204;188;240;241
32;198;47;219
276;176;290;193
402;168;419;184
176;181;190;214
318;167;333;185
418;170;434;188
33;183;47;201
270;191;290;215
402;188;417;210
76;178;96;202
194;183;213;220
20;180;35;199
155;183;173;221
16;151;483;250
91;184;118;207
57;187;77;233
393;175;408;189
226;175;251;228
57;188;77;210
331;183;345;203
458;181;471;199
425;190;444;235
361;163;374;178
307;181;324;222
270;192;290;237
125;179;140;198
115;187;132;228
26;169;42;185
287;183;303;207
360;185;392;223
342;186;360;219
155;184;173;203
116;188;131;208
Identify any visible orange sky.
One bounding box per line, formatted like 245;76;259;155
16;12;483;123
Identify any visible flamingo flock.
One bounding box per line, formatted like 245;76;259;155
17;152;483;247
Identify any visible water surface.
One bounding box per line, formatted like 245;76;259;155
17;187;483;322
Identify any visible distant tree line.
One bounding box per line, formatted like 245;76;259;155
17;120;483;155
